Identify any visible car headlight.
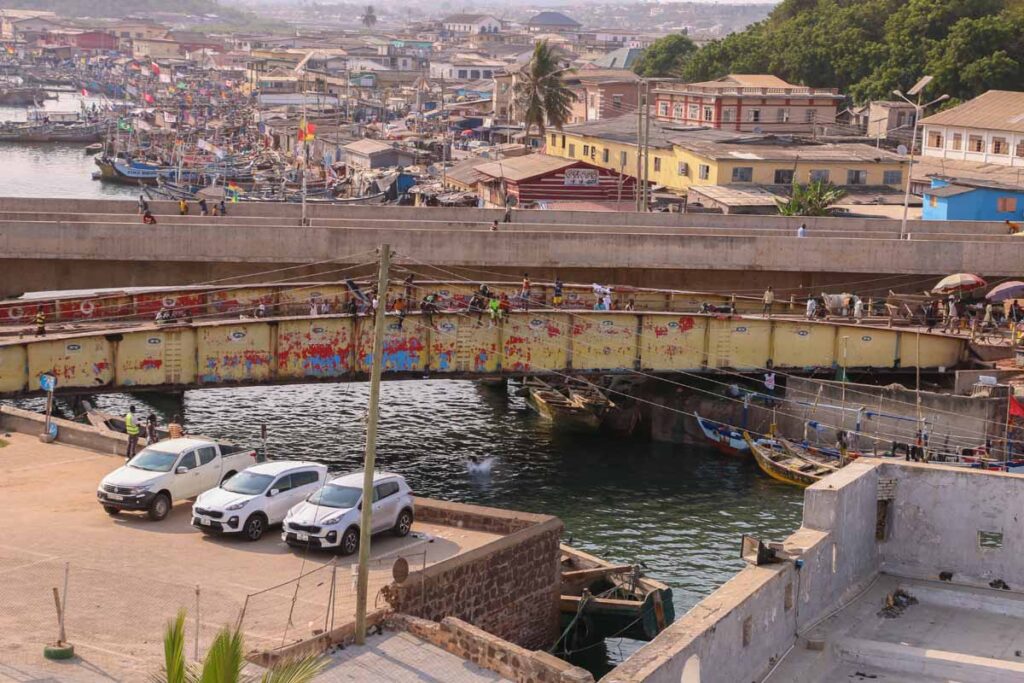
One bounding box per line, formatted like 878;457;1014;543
320;512;345;525
225;500;248;511
128;486;150;496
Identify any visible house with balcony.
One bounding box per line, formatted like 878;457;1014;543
651;74;844;133
919;90;1024;167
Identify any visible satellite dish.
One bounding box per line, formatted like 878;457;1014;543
897;144;908;156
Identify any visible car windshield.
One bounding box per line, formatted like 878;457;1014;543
128;449;179;472
307;484;361;509
221;472;273;495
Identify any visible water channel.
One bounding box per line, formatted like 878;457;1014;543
1;105;806;673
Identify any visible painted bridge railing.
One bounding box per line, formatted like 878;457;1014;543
0;312;966;396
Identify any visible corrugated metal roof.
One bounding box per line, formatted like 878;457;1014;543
343;139;394;155
924;184;975;198
475;154;576;181
920;90;1024;133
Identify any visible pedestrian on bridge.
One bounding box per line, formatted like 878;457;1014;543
137;194;149;215
198;198;209;216
142;210;157;224
178;199;188;216
797;223;807;238
762;287;775;318
805;297;817;320
520;273;531;312
33;310;45;337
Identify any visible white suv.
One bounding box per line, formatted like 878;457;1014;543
282;471;414;555
192;461;327;541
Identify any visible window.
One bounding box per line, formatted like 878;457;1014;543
776;108;789;123
952;133;962;150
677;161;689;176
673;104;683;119
847;170;868;185
998;197;1018;212
928;131;944;148
197;447;217;466
1017;141;1024;158
774;169;794;184
749;109;761;123
732;166;753;182
583;144;590;156
602;148;609;163
810;169;830;183
658;101;669;117
568;143;576;158
178;452;197;471
560;135;566;149
722;109;733;123
550;133;556;147
969;135;983;152
620;150;628;167
698;164;710;180
688;104;699;120
612;94;622;110
273;474;294;492
883;170;903;186
993;137;1008;154
703;106;713;122
457;69;467;79
929;195;938;208
374;481;401;500
653;157;661;172
804;109;816;123
291;470;320;486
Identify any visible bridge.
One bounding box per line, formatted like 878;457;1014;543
0;310;967;397
0;198;1021;295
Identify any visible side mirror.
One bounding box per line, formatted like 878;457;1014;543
176;466;188;474
268;488;280;497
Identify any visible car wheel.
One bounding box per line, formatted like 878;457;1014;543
147;493;171;521
339;527;360;556
103;505;121;516
393;508;413;537
243;514;266;542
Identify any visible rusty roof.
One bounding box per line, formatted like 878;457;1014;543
474;154;576;181
920;90;1024;134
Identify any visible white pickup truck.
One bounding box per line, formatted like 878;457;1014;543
97;438;259;521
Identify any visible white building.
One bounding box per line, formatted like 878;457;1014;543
920;90;1024;167
442;14;501;35
429;55;504;80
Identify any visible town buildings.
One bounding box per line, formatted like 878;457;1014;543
920;90;1024;167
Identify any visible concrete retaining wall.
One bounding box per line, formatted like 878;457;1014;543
0;404;127;455
380;499;563;650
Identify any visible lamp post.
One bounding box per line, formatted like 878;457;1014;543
893;76;949;240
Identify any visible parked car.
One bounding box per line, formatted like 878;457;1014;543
282;471;414;555
191;461;327;541
96;438;259;521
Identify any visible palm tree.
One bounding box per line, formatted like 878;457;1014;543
153;611;325;683
775;180;848;216
360;5;377;28
514;40;575;137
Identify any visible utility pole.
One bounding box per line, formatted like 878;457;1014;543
642;80;651;212
635;79;644;212
354;243;391;645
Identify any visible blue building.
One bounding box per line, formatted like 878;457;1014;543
923;177;1024;221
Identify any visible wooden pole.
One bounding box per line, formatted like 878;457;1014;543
355;244;391;645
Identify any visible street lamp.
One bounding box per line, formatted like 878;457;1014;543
893;76;949;240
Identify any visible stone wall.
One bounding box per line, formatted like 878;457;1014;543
391;614;593;683
381;499;563;650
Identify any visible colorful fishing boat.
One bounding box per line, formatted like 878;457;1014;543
745;433;838;487
695;412;750;456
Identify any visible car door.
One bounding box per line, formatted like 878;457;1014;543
170;450;199;499
286;470;321;513
194;446;221;492
265;474;294;524
371;481;401;532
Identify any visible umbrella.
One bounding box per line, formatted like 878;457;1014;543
932;273;987;294
987;281;1024;301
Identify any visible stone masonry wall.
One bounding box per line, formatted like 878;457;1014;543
382;499;563;650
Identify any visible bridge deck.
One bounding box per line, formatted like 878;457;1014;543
0;311;966;397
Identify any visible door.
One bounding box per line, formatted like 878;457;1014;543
170;450;199;499
194;446;220;492
265;474;295;524
284;470;321;519
371;481;401;532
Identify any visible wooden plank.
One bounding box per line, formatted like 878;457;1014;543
561;565;634;582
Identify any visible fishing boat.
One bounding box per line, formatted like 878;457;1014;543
745;433;838;487
568;384;615;416
528;388;600;431
94;155;160;184
695;412;750;456
558;545;674;649
84;142;103;155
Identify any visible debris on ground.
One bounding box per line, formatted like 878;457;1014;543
877;589;918;618
990;579;1011;590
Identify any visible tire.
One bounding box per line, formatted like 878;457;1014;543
102;505;120;516
147;493;171;521
43;642;75;660
243;514;266;542
393;508;413;537
338;526;360;556
221;471;237;485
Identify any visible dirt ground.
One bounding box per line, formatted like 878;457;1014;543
0;432;498;682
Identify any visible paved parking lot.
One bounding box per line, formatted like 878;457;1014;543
0;432;499;682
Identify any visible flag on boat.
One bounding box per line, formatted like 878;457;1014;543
298;119;316;141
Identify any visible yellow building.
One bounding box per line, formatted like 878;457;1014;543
545;117;909;196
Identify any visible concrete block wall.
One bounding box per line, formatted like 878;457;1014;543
391;614;593;683
0;404;128;456
381;500;563;650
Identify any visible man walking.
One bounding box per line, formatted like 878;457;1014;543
33;310;46;337
124;405;140;459
762;287;775;318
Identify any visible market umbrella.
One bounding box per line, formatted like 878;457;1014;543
987;281;1024;301
932;273;987;295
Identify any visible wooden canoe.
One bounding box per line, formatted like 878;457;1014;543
529;388;600;431
695;412;750;456
744;433;835;487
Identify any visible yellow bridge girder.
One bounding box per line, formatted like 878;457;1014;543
0;312;967;396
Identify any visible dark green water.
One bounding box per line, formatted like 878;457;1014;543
14;379;804;671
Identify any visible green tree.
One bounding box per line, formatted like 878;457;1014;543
514;41;575;136
633;34;698;77
153;611;324;683
775;181;847;216
360;5;377;28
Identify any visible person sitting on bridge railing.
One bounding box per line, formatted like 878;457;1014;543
421;293;439;325
142;210;157;224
